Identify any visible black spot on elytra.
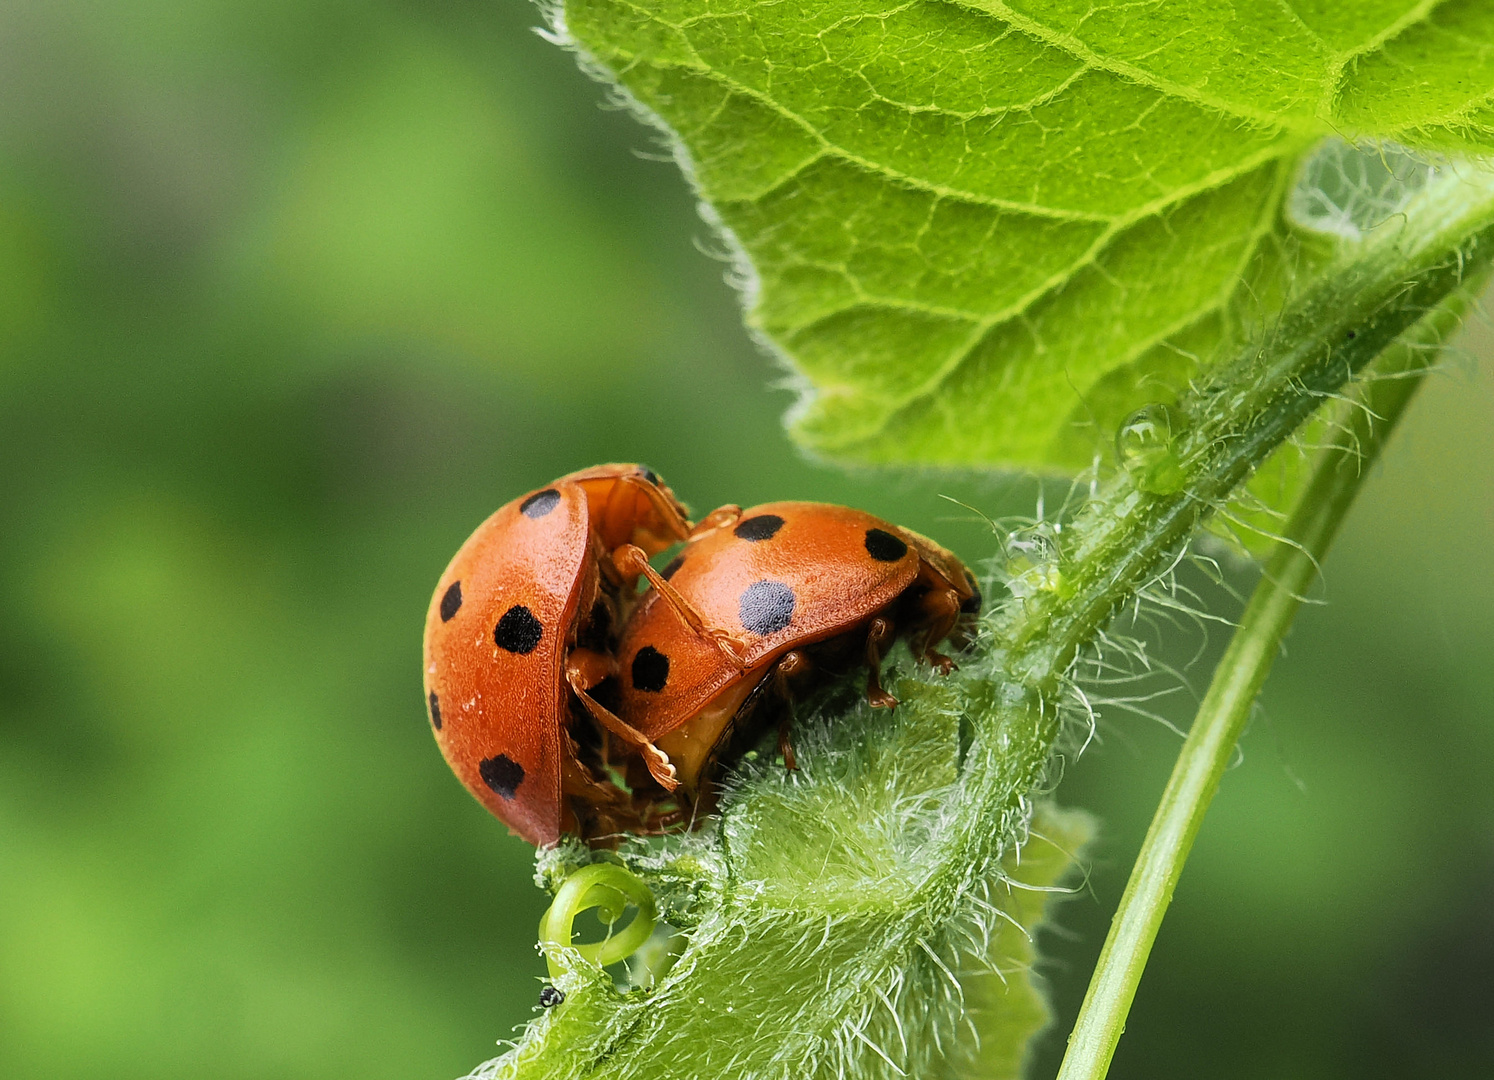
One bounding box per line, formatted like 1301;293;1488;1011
864;528;908;562
427;691;442;730
739;580;796;636
734;514;785;542
661;555;685;580
539;986;566;1008
495;605;544;654
479;754;524;798
639;467;660;486
439;581;463;622
631;646;670;692
521;489;561;518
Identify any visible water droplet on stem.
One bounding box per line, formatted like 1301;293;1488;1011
1116;404;1187;494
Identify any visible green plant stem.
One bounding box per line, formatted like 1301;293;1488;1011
1053;307;1464;1080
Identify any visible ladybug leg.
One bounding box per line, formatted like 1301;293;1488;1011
777;717;799;771
865;617;900;709
772;651;810;771
688;504;742;539
613;545;749;672
629;782;697;836
567;644;612;690
609;543;654;588
564;658;679;792
917;588;963;674
772;650;810;696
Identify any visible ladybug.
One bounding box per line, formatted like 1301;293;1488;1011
613;502;981;798
422;464;737;846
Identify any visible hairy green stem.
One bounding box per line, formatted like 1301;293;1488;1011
1053;302;1461;1080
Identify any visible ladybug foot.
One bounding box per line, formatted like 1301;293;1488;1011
689;504;742;538
640;745;680;793
702;628;750;672
926;650;957;676
776;715;799;771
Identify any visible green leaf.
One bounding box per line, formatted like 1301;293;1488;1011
557;0;1494;469
936;805;1093;1080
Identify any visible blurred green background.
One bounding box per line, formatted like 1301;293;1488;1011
0;3;1490;1078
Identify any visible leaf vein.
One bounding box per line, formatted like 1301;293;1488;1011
675;62;1119;221
1322;0;1448;118
946;0;1319;133
782;143;1302;436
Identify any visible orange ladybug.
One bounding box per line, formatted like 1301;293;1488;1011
422;464;735;846
613;502;981;798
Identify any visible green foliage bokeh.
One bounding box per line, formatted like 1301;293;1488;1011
0;3;1492;1079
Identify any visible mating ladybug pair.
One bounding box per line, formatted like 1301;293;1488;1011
422;464;982;847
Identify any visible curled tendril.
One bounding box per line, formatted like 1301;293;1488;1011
538;863;658;981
